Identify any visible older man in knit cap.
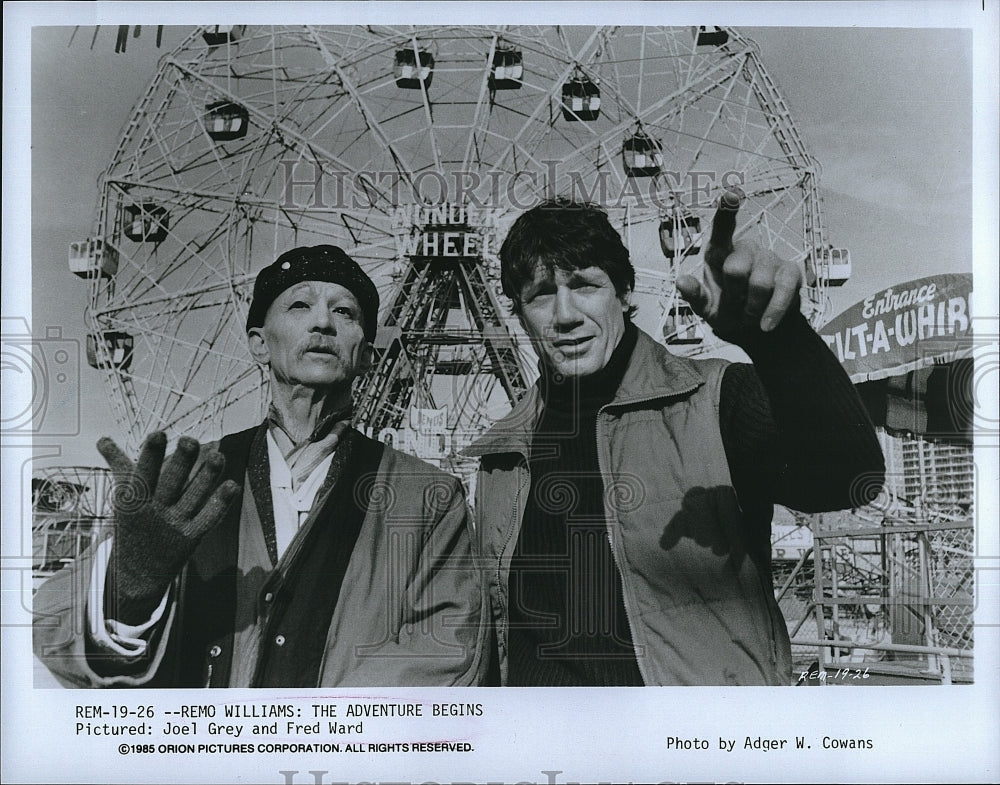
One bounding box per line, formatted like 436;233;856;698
34;246;489;688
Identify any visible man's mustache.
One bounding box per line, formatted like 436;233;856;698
303;339;340;354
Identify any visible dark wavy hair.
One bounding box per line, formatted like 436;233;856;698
499;198;636;317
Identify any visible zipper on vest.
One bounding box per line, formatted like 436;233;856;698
596;379;710;686
593;409;649;685
495;459;528;683
603;528;647;684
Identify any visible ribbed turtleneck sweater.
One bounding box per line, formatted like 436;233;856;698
507;323;643;686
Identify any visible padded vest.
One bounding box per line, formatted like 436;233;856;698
467;331;792;686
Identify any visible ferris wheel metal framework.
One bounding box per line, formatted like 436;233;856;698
74;24;847;460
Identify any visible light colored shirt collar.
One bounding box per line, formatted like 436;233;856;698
265;430;336;559
266;401;351;490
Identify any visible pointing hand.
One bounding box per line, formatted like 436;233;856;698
676;191;802;344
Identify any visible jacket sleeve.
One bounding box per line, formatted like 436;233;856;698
721;311;886;513
325;473;492;687
32;538;177;688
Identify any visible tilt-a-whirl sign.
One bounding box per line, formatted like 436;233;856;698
819;273;973;383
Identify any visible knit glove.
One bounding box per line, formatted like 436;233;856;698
98;432;240;625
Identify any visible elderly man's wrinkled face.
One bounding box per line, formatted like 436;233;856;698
517;264;630;379
248;281;370;391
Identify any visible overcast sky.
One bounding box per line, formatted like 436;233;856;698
6;3;993;467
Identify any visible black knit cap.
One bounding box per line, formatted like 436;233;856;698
245;245;379;341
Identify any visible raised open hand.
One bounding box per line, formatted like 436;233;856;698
676;191;803;345
98;431;239;624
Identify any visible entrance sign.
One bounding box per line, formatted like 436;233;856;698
819;274;973;383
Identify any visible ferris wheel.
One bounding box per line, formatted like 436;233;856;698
71;24;848;458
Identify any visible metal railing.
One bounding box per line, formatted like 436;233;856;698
776;510;974;685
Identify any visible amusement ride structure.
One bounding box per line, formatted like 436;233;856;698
37;25;974;683
66;24;847;461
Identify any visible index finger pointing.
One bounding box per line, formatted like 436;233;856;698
704;190;743;271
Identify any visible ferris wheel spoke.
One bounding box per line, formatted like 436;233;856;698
95;283;252;324
759;190;812;259
397;33;443;176
538;54;746;187
115;217;234;306
460;38;502;174
169;57;400;211
744;51;815;169
733;189;803;254
135;335;246;427
303;26;423;191
165;61;242;182
488;29;605;178
679;62;744;180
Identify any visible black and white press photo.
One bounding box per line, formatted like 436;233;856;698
3;3;997;784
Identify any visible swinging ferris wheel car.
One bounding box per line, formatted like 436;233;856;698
74;25;843;460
